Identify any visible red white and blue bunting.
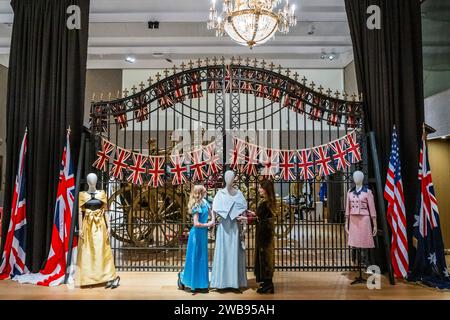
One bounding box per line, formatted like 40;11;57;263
230;130;362;181
93;131;361;186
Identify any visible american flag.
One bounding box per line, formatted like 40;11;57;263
0;130;29;280
14;131;77;286
408;132;450;289
384;126;408;278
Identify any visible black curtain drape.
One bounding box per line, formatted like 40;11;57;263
345;0;425;255
1;0;90;272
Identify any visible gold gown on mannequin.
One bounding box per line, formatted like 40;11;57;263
76;190;117;286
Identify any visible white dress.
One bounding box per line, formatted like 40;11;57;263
210;188;248;289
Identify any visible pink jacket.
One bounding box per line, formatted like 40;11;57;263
345;187;376;217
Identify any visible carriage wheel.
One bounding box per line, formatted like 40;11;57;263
107;184;135;244
274;201;295;238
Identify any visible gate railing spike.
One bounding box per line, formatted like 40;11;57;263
116;90;121;99
139;81;145;91
285;68;291;77
230;56;235;65
237;56;242;65
155;72;161;82
196;58;202;67
326;88;332;97
147;76;153;87
188;60;194;69
342;91;348;100
205;57;210;66
172;65;177;74
277;65;282;74
334;90;340;99
212;56;218;65
293;72;299;81
301;76;307;85
163;68;170;78
108;92;112;100
351;93;357;101
123;88;129;97
91;92;96;102
245;57;251;66
268;62;275;70
252;58;258;67
180;61;186;71
260;59;267;69
100;92;104;101
220;56;226;65
131;85;137;94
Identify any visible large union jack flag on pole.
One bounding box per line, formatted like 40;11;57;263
14;130;77;286
408;129;450;289
384;126;408;279
0;129;29;280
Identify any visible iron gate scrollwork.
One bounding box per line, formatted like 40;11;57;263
89;57;367;272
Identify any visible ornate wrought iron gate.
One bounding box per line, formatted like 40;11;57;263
88;58;367;272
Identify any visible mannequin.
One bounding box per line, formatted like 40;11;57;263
210;170;248;291
77;173;120;289
345;171;377;284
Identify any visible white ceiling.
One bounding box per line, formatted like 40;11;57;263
0;0;354;69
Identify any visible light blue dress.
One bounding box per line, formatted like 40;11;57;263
210;188;248;289
179;199;210;290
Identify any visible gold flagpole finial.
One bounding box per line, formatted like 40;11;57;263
67;125;72;135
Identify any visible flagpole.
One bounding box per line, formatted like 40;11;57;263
64;129;86;284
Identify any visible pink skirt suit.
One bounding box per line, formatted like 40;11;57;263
345;186;377;248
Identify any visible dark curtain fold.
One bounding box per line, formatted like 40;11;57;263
1;0;90;272
345;0;425;257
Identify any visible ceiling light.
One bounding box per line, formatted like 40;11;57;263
207;0;297;49
153;53;164;58
125;56;136;64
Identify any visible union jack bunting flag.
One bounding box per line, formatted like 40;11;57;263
327;101;341;126
330;139;350;171
133;94;150;123
241;71;254;94
111;102;128;129
169;153;188;186
92;138;115;172
110;147;131;180
208;69;220;93
224;65;239;93
188;72;203;99
313;145;335;177
309;96;324;121
297;149;315;180
14;131;77;286
255;81;269;98
409;133;450;289
0;130;28;280
279;150;296;181
172;76;186;103
345;131;362;164
243;143;260;176
203;142;221;175
269;78;282;102
156;84;174;109
261;148;279;178
230;137;246;171
189;148;208;182
384;127;408;279
345;104;357;128
90;105;108;133
147;156;165;188
293;89;307;113
127;153;148;185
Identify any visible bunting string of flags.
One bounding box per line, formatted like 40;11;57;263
93;130;361;186
229;130;361;180
91;68;361;133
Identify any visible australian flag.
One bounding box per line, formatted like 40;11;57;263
0;129;29;279
408;134;450;289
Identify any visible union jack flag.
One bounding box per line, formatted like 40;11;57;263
297;149;315;180
345;104;357;128
309;96;324;121
224;65;238;93
345;131;362;164
409;132;450;289
269;78;282;102
92;138;115;172
14;131;77;286
313;145;335;177
330;139;350;171
111;102;128;129
148;156;165;188
172;76;186;103
127;153;148;185
230;137;246;171
261;148;279;178
243;143;260;176
190;148;207;182
110;147;131;180
90;105;108;133
279;150;296;181
133;94;150;123
384;127;408;279
327;101;341;126
203;142;222;175
169;154;188;185
188;72;203;99
241;71;254;94
156;84;174;109
0;130;28;280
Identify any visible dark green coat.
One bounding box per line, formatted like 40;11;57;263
254;200;275;282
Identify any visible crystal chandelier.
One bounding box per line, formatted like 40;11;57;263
207;0;297;49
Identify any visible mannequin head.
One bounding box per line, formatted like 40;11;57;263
86;173;98;192
352;170;364;187
224;170;235;187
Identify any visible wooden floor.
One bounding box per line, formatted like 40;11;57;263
0;271;449;300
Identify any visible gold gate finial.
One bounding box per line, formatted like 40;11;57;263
147;76;153;87
212;56;218;65
139;81;145;91
196;58;202;67
131;85;137;94
180;61;186;70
